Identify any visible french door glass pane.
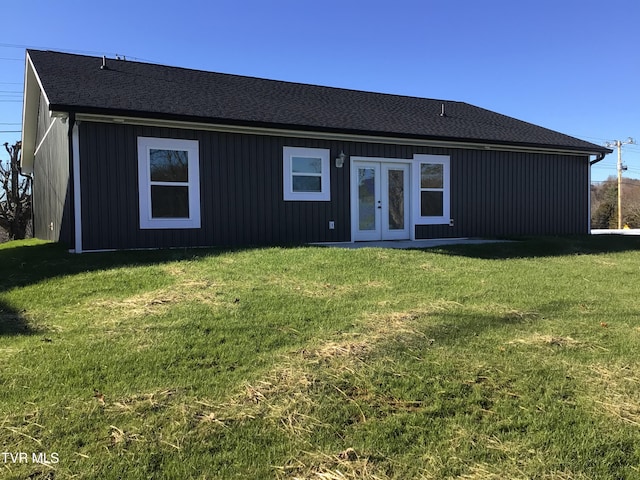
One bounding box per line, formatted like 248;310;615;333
387;169;404;230
358;167;376;230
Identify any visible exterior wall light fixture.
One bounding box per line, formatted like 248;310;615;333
335;151;346;168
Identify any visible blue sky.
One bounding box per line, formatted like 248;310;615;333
1;0;638;182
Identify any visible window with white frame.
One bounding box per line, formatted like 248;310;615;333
283;146;330;201
137;137;201;229
414;154;450;224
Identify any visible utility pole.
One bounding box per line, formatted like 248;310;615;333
605;137;636;229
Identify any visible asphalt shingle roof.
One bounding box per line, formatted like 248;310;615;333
27;49;608;154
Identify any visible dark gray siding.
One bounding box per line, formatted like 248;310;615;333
32;92;72;245
79;122;354;250
415;149;590;239
78;121;590;251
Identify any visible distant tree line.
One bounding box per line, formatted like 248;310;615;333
591;177;640;229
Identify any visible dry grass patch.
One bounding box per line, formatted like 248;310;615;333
457;464;591;480
159;263;192;277
418;262;446;273
474;303;540;322
1;407;49;453
93;389;195;453
108;424;144;446
366;302;456;337
276;448;389;480
193;363;323;438
508;334;586;349
444;433;587;480
501;309;540;322
192;304;445;443
88;281;227;321
457;463;524;480
299;304;448;370
584;363;640;426
268;276;387;299
0;345;24;359
105;389;179;415
592;258;619;268
301;340;370;362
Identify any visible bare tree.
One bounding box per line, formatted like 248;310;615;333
0;141;32;240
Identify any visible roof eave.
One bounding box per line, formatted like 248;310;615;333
68;108;611;158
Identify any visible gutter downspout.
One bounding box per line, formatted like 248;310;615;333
588;159;592;233
590;151;608;165
16;165;34;239
69;113;82;253
588;151;610;234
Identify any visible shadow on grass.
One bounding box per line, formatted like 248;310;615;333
427;235;640;260
414;299;578;348
0;241;239;336
1;235;638;335
0;301;41;335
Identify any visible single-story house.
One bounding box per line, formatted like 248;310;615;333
21;49;611;252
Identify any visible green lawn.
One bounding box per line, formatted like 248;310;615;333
1;237;640;479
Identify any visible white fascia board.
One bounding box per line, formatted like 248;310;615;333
21;53;54;175
587;163;592;233
75;113;602;158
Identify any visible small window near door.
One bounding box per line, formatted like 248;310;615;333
414;154;450;224
283;146;330;201
420;163;444;216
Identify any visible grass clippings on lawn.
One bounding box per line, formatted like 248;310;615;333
1;236;640;479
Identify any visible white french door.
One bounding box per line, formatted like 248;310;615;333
352;160;410;241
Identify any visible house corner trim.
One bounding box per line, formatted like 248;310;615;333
72;121;82;253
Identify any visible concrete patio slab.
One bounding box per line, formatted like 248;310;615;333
311;238;509;249
591;229;640;236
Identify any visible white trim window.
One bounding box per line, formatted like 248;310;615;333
137;137;201;229
413;154;450;225
283;146;330;201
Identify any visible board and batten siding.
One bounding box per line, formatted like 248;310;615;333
77;121;591;251
32;92;72;244
78;122;353;251
416;149;590;239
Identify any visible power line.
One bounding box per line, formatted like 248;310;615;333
592;164;619;170
592;180;640;186
0;41;108;55
0;42;153;63
605;137;636;229
571;133;613;143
